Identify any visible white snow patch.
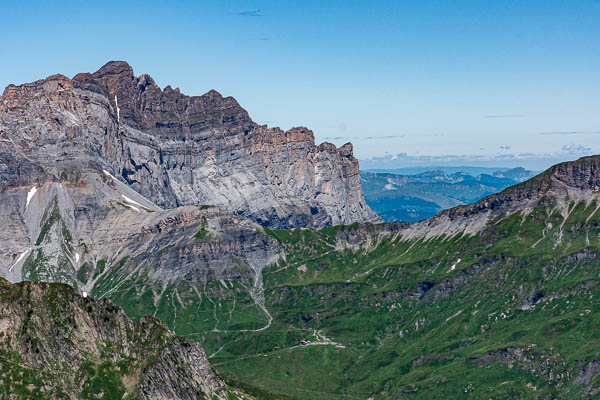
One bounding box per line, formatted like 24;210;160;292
26;186;38;208
103;169;117;180
75;253;80;263
82;292;88;298
121;195;144;208
114;95;120;122
220;279;229;288
449;258;461;272
384;183;396;191
103;172;156;211
121;195;143;212
9;250;29;272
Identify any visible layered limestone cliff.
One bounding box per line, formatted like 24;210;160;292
1;61;380;228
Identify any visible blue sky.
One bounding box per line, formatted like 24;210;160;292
2;1;599;169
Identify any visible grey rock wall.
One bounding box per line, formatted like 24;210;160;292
1;61;380;229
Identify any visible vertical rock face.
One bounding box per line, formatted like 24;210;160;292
1;61;380;228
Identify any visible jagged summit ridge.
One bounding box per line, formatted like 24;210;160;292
73;60;254;134
1;61;380;228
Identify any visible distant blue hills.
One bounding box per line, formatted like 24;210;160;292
361;167;538;222
363;166;540;176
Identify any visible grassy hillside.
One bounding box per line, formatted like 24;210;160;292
96;192;600;398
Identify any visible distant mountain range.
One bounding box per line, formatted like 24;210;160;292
361;167;537;222
364;165;540;176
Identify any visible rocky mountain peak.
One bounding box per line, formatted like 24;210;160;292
0;61;380;228
92;60;134;78
71;61;254;134
282;126;315;143
205;88;224;97
549;154;600;190
338;142;354;158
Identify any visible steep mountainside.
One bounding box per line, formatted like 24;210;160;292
0;166;282;338
1;61;379;229
0;278;254;399
361;167;537;222
88;155;600;399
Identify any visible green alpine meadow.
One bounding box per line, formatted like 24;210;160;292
88;156;600;398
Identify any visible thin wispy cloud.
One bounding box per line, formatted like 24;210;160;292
365;135;405;140
539;131;600;135
323;137;348;140
233;9;265;17
484;114;524;119
562;144;592;153
359;146;598;170
323;135;405;140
